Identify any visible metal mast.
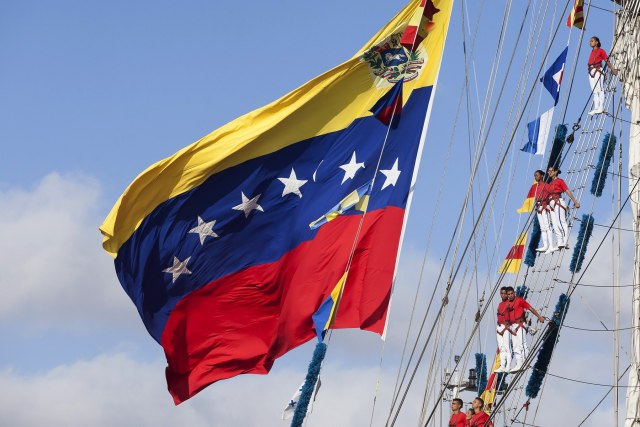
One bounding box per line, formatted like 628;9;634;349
614;1;640;425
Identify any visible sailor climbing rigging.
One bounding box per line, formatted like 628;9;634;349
504;287;545;373
587;36;617;116
495;287;512;373
531;170;554;254
546;166;580;251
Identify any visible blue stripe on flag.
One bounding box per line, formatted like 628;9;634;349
540;47;568;106
311;296;335;341
522;107;554;156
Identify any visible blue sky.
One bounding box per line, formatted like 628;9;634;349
0;1;632;425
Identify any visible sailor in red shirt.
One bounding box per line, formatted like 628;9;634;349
505;287;545;372
448;398;467;427
587;36;617;115
465;397;493;427
495;287;511;373
531;170;553;253
546;166;580;250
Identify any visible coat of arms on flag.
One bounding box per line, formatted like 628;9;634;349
362;33;427;85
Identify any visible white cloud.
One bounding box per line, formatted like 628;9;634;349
0;353;202;427
0;343;624;426
0;349;424;427
0;172;138;331
0;173;635;426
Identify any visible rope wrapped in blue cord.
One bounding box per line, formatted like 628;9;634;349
291;342;327;427
475;353;488;393
590;133;617;197
525;294;570;399
569;214;595;273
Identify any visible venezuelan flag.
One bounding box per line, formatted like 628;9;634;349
498;233;527;274
100;0;453;404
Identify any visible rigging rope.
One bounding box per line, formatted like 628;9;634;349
385;2;580;424
452;2;636;424
385;1;635;425
562;324;638;332
577;364;633;427
475;4;636;421
387;0;523;416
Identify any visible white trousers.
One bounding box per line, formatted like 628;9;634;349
496;325;512;370
536;208;553;249
509;323;528;365
549;198;569;246
589;70;605;111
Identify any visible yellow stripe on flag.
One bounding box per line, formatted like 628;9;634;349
308;186;371;229
100;0;454;257
480;350;501;411
498;233;527;274
323;272;348;331
516;197;534;214
567;0;584;29
498;259;523;274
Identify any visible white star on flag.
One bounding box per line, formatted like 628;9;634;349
379;158;401;190
232;192;264;218
188;216;218;245
277;168;308;197
162;256;192;283
339;152;365;184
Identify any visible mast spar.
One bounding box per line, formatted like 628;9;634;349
614;1;640;425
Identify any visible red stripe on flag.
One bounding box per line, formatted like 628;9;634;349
376;101;402;125
423;0;440;20
162;207;402;403
400;26;420;50
400;0;439;51
485;372;496;390
505;245;525;260
567;0;584;29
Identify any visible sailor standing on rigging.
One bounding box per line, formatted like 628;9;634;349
495;287;512;373
504;287;544;372
587;36;617;116
547;166;580;250
531;170;553;254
